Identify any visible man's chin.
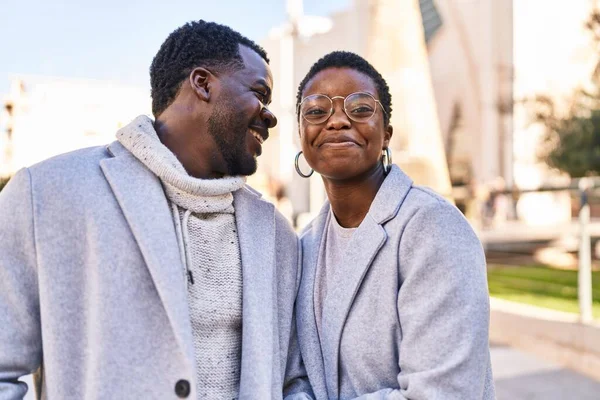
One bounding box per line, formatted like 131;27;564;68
228;157;257;177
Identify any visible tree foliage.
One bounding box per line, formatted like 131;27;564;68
526;9;600;177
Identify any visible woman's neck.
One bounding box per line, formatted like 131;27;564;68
323;165;386;228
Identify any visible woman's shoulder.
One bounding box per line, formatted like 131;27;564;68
405;184;449;207
398;185;481;249
382;183;477;245
401;185;463;219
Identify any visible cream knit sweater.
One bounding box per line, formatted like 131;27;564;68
117;115;246;399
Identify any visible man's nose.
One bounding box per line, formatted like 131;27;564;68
261;106;277;128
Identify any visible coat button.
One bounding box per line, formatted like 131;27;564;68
174;379;190;398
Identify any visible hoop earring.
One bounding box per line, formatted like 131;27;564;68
382;147;392;174
295;151;314;178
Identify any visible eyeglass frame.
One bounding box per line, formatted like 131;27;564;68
297;91;388;125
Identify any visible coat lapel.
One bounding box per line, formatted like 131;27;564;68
321;216;386;399
100;141;195;372
321;165;413;399
297;204;330;399
233;187;278;399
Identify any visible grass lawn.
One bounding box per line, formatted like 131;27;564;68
487;264;600;318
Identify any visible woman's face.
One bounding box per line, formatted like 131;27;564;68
298;67;392;181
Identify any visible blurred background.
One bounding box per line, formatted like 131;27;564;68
2;0;600;398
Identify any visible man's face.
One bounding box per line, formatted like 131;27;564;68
207;45;277;176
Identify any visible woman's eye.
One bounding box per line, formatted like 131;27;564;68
305;108;327;116
351;106;373;114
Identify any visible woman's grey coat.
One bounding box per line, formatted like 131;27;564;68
0;141;303;399
296;165;495;400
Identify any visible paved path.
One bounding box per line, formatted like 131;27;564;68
20;343;600;399
491;343;600;399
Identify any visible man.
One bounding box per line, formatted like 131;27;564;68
0;20;309;399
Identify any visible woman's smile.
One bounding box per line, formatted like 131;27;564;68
317;133;361;148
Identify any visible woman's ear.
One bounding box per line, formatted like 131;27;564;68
384;124;393;148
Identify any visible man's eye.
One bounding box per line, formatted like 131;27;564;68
253;90;268;102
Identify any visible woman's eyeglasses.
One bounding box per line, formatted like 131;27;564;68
298;91;387;125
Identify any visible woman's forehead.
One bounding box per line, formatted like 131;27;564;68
303;67;378;97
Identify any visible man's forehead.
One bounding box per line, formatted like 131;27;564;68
237;45;273;87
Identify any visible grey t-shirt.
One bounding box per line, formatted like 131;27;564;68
314;209;357;338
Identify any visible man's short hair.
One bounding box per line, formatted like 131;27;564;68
150;20;269;117
296;51;392;126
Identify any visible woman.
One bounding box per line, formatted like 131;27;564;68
293;51;495;399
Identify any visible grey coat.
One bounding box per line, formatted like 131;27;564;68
0;141;303;400
296;165;495;400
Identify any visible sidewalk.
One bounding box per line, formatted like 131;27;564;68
489;297;600;381
491;343;600;399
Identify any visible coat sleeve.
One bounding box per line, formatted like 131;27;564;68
283;239;315;400
0;168;43;400
354;200;495;400
283;315;314;400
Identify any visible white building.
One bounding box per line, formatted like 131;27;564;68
262;0;597;226
0;76;151;177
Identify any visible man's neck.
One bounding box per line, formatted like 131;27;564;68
154;113;225;179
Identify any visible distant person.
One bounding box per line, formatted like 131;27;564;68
269;178;294;225
0;20;309;399
291;51;495;399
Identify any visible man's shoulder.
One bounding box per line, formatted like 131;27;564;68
28;144;112;176
21;144;123;199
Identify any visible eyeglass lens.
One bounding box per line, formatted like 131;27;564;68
300;92;377;124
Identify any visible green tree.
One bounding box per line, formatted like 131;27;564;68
527;9;600;177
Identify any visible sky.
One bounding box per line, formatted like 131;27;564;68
0;0;350;95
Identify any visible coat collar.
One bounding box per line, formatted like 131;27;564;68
299;165;413;398
366;164;413;225
100;141;195;374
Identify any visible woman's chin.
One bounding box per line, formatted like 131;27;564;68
317;165;361;181
316;160;382;182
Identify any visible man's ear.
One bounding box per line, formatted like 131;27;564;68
383;124;393;148
189;67;212;102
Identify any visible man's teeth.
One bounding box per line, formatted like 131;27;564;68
250;129;264;144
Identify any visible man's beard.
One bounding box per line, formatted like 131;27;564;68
207;100;258;176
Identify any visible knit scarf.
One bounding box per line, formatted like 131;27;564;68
116;115;245;213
